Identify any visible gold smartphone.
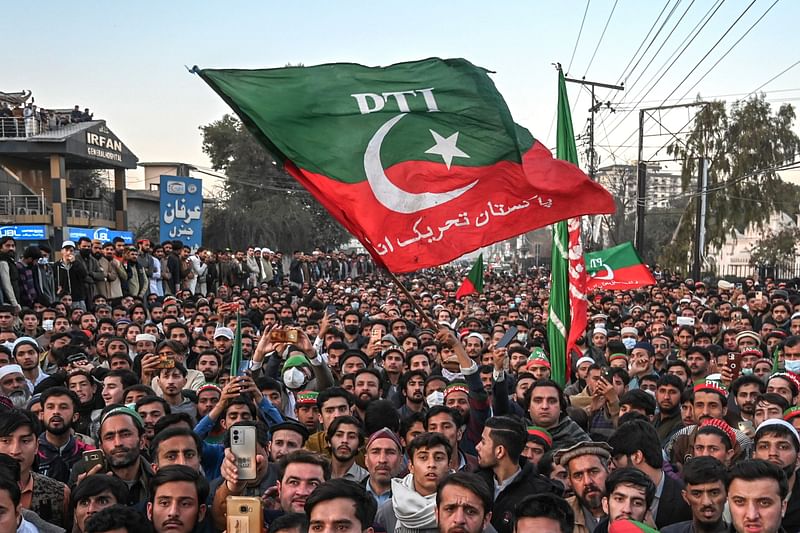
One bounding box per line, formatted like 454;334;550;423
230;425;257;481
226;496;262;533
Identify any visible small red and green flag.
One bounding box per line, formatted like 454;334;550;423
228;304;243;377
585;241;656;291
455;254;484;299
196;58;615;273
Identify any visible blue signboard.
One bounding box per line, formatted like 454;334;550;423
67;227;134;244
159;175;202;249
0;225;47;240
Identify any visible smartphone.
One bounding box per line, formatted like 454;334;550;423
226;496;262;533
602;367;614;382
371;327;382;342
738;420;755;435
756;291;763;301
326;304;337;316
727;352;743;382
676;316;695;327
230;425;257;481
158;354;175;369
269;329;298;344
497;326;519;349
82;450;105;472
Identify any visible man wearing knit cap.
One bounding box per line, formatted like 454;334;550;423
555;441;612;533
752;419;800;531
364;427;403;506
735;330;760;351
523;426;552;466
293;390;319;434
0;364;29;408
12;337;46;392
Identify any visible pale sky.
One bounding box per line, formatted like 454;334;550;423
4;0;799;188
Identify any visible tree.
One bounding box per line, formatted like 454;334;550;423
199;114;350;251
750;226;800;269
662;95;800;272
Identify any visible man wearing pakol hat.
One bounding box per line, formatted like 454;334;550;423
69;406;153;505
752;419;800;531
555;441;613;533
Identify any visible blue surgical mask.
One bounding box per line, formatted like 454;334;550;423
622;338;637;350
515;297;522;304
785;360;800;374
741;367;754;376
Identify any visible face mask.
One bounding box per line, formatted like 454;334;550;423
426;391;444;407
350;301;360;310
283;367;306;390
79;249;90;258
785;360;800;374
42;320;54;331
517;333;528;343
514;297;522;304
741;367;754;376
622;338;637;350
344;325;359;335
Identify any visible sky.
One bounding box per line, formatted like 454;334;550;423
4;0;799;188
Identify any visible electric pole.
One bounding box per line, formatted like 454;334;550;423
564;76;623;249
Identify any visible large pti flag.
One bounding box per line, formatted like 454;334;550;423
548;70;591;386
585;242;656;291
196;58;615;272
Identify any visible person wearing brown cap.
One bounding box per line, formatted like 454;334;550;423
363;427;403;506
554;441;612;533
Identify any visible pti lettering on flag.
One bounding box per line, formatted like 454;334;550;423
586;242;656;291
195;58;614;272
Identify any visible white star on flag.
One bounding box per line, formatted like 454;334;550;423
425;130;470;170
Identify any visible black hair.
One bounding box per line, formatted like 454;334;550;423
399;369;428;394
656;374;684;391
85;504;154;533
268;512;308;533
436;471;493;516
316;386;354;409
683;456;728;486
160;361;188;379
619;389;657;416
755;423;800;452
607;366;631;386
731;374;767;396
400;411;426;440
135;395;171;415
304;478;376;531
103;369;139;390
407;432;452;461
325;415;365;447
364;399;400;435
148;464;208;504
149;427;202;461
224;395;258;419
608;420;663;469
276;449;331;482
756;392;791;412
152;412;194;436
0;409;36;437
524;379;568;414
39;386;80;409
727;459;789;500
605;467;656;509
512;493;574;533
484;416;527;462
697;425;734;450
424;405;464;429
71;474;130;509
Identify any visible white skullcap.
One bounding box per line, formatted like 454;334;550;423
0;364;24;380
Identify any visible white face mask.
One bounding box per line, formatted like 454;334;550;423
785;360;800;374
426;391;444;407
283;367;306;390
622;337;637;350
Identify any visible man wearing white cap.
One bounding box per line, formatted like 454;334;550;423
752;419;800;531
0;364;30;408
12;337;46;391
587;327;608;364
54;240;89;311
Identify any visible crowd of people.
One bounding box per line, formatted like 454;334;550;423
0;232;796;533
0;102;94;137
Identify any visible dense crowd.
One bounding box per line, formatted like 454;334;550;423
0;234;797;533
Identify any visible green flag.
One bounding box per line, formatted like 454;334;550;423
547;69;579;387
456;254;484;299
230;311;242;377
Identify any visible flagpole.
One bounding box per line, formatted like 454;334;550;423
381;268;439;330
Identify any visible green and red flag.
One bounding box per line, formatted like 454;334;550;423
548;69;591;386
585;242;656;291
196;58;614;272
455;254;484;299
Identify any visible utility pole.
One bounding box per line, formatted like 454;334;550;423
634;102;709;258
692;157;709;281
564;76;623;248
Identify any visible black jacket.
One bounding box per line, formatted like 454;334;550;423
655;474;693;529
477;460;562;533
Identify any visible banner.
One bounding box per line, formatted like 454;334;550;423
0;225;47;240
159;175;202;249
585;241;656;291
67;227;133;244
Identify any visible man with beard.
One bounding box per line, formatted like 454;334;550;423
76;237;105;304
435;472;494;533
196;351;221;383
655;374;684;445
475;416;559;533
726;375;765;428
555;441;611;533
727;460;787;533
752;419;800;532
398;370;426;418
594;468;656;533
268;421;308;463
326;415;367;482
342;310;367;349
96;242;124;302
0;364;30;408
686;346;712;382
66;369;100;437
661;457;729;533
11;337;46;392
352;368;382;422
69;406;153;505
0;236;21;310
157;364;197;422
146;465;207;533
0;408;71;529
37;388;94;484
363;428;403;506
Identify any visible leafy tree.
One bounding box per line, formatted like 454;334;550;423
662;95;800;272
199;114;350;251
750;226;800;269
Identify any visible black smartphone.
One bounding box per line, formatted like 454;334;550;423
602;367;613;382
326;304;337;316
67;353;89;364
497;326;519;349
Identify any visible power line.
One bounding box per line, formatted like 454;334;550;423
571;0;620;116
739;60;800;102
566;0;592;75
614;0;678;86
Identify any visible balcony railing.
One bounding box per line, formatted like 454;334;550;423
66;198;114;221
0;194;50;216
0;116;49;138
